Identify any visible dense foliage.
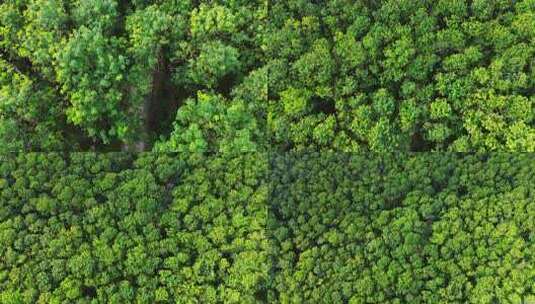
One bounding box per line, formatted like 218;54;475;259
269;153;535;303
2;1;535;303
1;1;534;151
0;0;266;151
1;153;535;303
0;153;269;303
267;0;535;151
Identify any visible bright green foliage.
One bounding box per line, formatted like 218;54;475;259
184;41;242;89
0;59;68;152
269;153;535;303
126;5;175;68
267;1;535;152
0;0;266;150
154;92;261;153
6;0;68;76
160;0;266;151
190;4;237;39
72;0;118;31
0;153;269;303
56;26;130;142
2;0;534;151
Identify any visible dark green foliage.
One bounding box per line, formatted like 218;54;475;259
268;153;535;303
1;153;535;303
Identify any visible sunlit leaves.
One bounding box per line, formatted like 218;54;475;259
56;26;131;143
154;92;260;153
0;60;66;151
190;4;237;40
186;41;241;89
267;0;535;152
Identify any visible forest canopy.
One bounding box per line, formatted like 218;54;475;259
0;153;269;303
1;1;535;303
0;0;266;152
1;153;535;303
269;153;535;303
1;0;534;152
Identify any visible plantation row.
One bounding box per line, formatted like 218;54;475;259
1;0;534;152
1;153;534;303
